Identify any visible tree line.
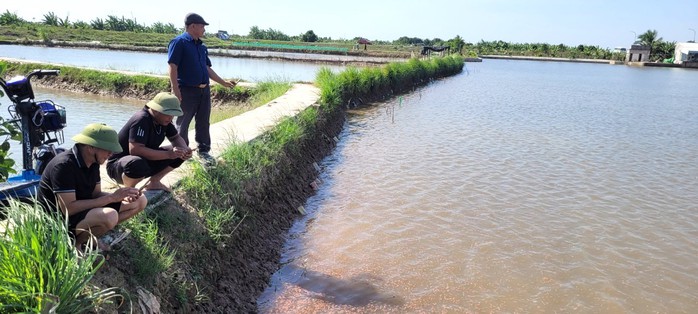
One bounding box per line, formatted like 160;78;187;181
0;10;678;60
0;10;178;34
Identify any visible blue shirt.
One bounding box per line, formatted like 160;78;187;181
167;32;212;87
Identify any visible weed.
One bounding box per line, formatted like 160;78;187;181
0;199;120;313
121;214;175;283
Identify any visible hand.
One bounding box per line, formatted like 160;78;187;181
223;80;237;88
113;187;140;203
124;194;141;203
173;146;193;160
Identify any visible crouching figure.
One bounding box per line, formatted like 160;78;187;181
38;123;147;251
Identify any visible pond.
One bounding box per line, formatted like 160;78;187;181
258;59;698;313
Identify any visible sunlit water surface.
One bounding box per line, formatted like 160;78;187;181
0;44;344;82
0;87;142;170
258;60;698;313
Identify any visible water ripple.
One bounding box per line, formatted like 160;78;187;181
260;60;698;313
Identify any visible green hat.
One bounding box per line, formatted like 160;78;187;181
72;123;122;153
147;92;183;116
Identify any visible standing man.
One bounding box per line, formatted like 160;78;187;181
38;123;147;251
107;92;193;192
167;12;236;164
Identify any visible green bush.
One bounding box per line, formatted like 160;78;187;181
0;200;120;312
0;63;24;181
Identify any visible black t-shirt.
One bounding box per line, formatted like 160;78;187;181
108;106;178;162
38;145;100;212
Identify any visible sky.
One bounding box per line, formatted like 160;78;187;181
3;0;697;49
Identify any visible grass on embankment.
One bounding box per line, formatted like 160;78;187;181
0;55;464;312
113;79;292;286
1;60;170;97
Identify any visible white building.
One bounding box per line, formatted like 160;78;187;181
673;42;698;64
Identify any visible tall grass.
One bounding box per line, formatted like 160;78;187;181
179;106;318;241
0;200;119;313
121;213;176;282
317;55;464;108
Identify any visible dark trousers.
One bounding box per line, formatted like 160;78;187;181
177;85;212;152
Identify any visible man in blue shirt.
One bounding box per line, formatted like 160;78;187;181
167;12;236;164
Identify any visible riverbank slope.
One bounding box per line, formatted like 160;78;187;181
1;55;465;312
90;56;465;312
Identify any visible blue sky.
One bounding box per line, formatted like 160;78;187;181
4;0;697;49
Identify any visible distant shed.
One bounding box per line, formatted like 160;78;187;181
626;44;651;62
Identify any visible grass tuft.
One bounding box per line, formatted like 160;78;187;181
0;199;120;313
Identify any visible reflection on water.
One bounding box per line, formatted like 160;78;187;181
261;263;404;309
0;44;345;82
259;60;698;313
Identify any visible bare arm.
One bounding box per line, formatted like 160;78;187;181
129;142;179;160
56;185;138;216
169;63;181;100
207;66;236;88
129;141;191;160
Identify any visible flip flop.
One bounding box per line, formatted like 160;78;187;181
144;182;172;193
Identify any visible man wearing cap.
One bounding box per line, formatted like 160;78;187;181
167;12;236;164
107;92;193;192
38;123;147;251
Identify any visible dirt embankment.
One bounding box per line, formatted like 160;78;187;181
92;105;346;313
29;77;248;106
3;40;409;66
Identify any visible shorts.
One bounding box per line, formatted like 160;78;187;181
68;202;122;232
107;152;184;184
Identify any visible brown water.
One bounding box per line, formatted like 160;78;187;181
258;60;698;313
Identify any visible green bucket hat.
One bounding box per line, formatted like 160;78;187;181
147;92;183;116
72;123;122;153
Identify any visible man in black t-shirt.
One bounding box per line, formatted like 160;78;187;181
38;123;147;250
107;92;193;192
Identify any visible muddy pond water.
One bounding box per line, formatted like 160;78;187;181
258;59;698;313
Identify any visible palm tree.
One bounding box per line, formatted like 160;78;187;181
655;41;676;61
42;12;59;26
447;35;465;54
638;29;663;60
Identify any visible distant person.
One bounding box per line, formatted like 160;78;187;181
106;92;193;192
167;12;236;164
38;123;147;251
